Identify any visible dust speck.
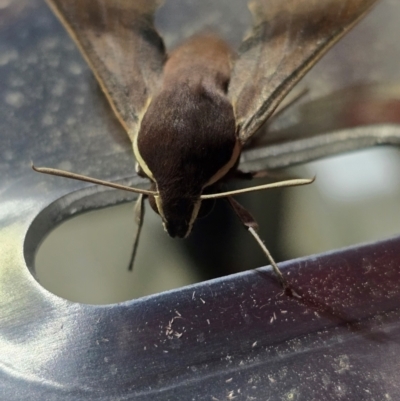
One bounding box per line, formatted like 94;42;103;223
334;355;351;374
285;389;299;400
74;95;85;105
334;384;347;397
52;80;66;96
0;49;18;66
197;332;205;343
57;161;73;171
66;117;77;126
5;91;24;108
68;62;83;75
42;114;54;126
41;37;59;50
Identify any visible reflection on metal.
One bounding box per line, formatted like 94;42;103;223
242;124;400;171
242;83;400;170
1;0;400;399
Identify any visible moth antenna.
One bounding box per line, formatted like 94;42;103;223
32;164;158;196
128;193;145;271
200;177;315;199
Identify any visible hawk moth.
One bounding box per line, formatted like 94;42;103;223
35;0;378;286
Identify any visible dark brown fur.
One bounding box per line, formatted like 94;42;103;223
138;35;237;237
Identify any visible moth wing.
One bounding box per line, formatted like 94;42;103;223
229;0;378;143
46;0;166;141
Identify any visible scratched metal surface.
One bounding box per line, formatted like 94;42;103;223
1;0;400;400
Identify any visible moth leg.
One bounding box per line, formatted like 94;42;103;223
128;194;146;271
226;196;287;289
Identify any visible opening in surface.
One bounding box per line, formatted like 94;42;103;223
33;147;400;305
34;202;201;304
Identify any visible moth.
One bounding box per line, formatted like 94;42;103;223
35;0;378;287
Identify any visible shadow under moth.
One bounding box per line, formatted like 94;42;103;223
35;0;378;288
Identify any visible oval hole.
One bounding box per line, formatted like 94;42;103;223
33;148;400;305
281;147;400;258
35;202;201;304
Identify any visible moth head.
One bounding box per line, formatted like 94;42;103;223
146;192;201;238
137;172;216;237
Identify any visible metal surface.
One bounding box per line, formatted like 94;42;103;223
1;0;400;399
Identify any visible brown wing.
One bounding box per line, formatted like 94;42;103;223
46;0;166;140
229;0;379;143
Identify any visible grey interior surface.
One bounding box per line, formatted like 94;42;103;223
1;0;400;399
